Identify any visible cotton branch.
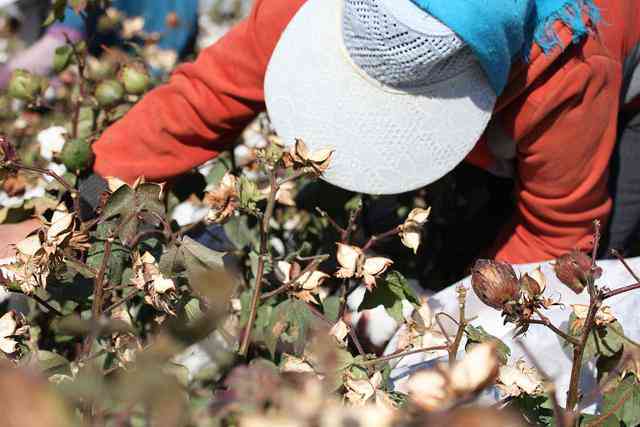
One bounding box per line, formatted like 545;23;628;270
566;221;602;410
239;168;279;357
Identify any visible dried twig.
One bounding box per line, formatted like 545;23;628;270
362;226;401;252
361;345;449;367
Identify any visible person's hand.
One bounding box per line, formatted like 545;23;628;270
0;219;41;259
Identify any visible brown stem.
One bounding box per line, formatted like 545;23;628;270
13;162;81;216
277;169;309;186
516;341;569;427
567;221;604;410
566;282;600;411
603;282;640;300
591;220;601;269
341;206;361;244
435;314;454;346
103;290;138;314
260;255;329;300
526;311;580;346
315;207;346;235
81;237;113;357
448;287;467;364
338;278;349;319
611;249;640;283
362;226;402;252
129;229;168;248
239;169;278;357
361;345;449;366
65;34;88;139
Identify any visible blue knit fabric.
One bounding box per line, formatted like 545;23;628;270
59;0;198;56
410;0;600;94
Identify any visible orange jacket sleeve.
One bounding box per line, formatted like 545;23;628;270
92;0;305;184
491;47;620;263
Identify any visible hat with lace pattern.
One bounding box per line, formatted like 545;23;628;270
265;0;599;195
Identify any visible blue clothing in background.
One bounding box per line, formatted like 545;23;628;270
60;0;198;57
410;0;600;94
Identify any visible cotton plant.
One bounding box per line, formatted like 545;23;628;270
0;3;639;427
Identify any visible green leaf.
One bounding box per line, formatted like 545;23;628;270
511;395;555;426
358;271;417;323
325;348;355;391
102;184;134;220
566;313;626;361
205;154;232;185
36;350;71;377
159;245;185;276
386;271;420;306
322;296;341;323
223;215;257;249
600;376;640;427
465;325;511;365
135;182;165;217
44;0;68;26
180;236;225;271
63;258;96;279
87;223;130;285
266;299;314;356
183;298;204;324
53;45;74;73
344;195;362;212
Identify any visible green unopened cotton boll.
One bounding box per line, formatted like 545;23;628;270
119;65;151;95
87;57;116;81
60;138;94;174
95;79;124;108
8;69;43;102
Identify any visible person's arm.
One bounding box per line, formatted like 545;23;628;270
490;49;619;264
92;0;306;184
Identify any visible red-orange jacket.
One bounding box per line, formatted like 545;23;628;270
92;0;640;264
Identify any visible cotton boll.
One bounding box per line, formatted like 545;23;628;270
171;200;208;227
37;126;67;161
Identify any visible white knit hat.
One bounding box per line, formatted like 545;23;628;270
265;0;496;195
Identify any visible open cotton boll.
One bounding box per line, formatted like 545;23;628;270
0;185;45;209
171;200;208;227
37;126;67;161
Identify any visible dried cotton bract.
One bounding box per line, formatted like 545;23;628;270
276;261;329;304
12;211;88;293
329;319;350;347
406;342;500;411
204;172;239;224
282;139;333;174
335;243;393;290
0;311;27;356
131;251;177;315
399;207;431;254
572;304;617;326
497;360;545;398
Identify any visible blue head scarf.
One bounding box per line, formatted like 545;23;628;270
410;0;600;94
